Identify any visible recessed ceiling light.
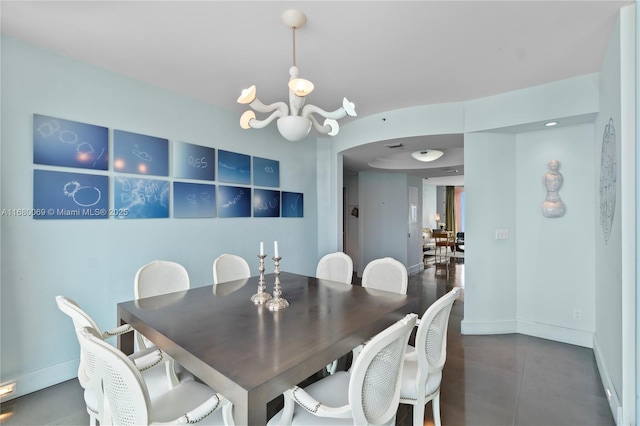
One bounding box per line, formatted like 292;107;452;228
545;121;558;127
411;149;444;162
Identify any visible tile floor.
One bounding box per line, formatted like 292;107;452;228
0;262;614;425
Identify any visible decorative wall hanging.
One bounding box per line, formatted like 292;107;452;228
253;189;280;218
33;170;109;219
218;150;251;184
173;141;215;181
217;185;251;218
114;177;169;219
253;157;280;187
113;130;169;176
281;191;304;218
599;118;616;244
541;160;565;218
173;182;216;218
33;114;108;170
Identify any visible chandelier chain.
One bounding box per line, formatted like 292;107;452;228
292;27;297;67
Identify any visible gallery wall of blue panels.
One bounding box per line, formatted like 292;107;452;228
32;114;303;219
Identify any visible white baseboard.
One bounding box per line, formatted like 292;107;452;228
461;319;593;348
593;337;623;425
1;358;79;402
460;319;517;334
408;262;424;275
516;320;593;348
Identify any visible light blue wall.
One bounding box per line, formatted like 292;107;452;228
594;10;627;422
462;132;518;328
357;172;408;276
515;124;596;343
0;37;320;397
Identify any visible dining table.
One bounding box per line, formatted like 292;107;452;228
117;271;417;425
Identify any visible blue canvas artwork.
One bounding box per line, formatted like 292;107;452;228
33;114;108;170
282;192;304;218
253;157;280;187
33;170;109;219
253;189;280;218
114;177;169;219
174;141;215;181
217;185;251;218
113;130;169;176
173;182;216;218
217;150;251;184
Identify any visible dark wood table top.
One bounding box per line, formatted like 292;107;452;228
118;271;417;425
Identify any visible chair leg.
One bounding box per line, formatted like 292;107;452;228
413;401;426;426
432;391;442;426
279;388;296;425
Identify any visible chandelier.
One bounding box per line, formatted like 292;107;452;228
237;10;357;142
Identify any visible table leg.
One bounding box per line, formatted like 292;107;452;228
117;312;134;354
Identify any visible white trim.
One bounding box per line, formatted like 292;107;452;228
1;358;79;402
594;337;623;425
517;320;593;348
619;5;637;425
461;319;593;348
460;319;517;335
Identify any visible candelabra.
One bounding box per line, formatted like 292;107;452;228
265;256;289;311
250;254;272;304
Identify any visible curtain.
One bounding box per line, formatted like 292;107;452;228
445;186;456;233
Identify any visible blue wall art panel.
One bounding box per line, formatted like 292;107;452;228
33;114;108;170
173;182;216;218
253;189;280;218
253;157;280;187
282;192;304;218
217;185;251;218
217;150;251;184
113;130;169;176
114;177;169;219
33;170;109;219
174;141;215;181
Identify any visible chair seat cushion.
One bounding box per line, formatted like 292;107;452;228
268;371;356;425
151;380;226;425
399;359;442;400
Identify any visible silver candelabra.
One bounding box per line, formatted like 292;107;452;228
265;256;289;311
250;254;272;304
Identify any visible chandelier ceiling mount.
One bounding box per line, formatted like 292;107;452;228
237;10;356;142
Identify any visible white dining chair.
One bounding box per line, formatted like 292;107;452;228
212;253;251;284
76;326;234;426
55;295;193;426
316;251;355;375
268;313;417;426
399;287;461;426
134;260;191;385
316;252;353;284
361;257;408;295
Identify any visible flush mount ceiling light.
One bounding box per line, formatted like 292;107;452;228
411;149;444;162
237;10;357;142
545;121;558;127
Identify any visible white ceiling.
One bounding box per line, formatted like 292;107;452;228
1;0;631;185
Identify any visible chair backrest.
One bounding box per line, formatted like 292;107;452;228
134;260;190;350
316;252;353;284
56;295;102;333
134;260;190;300
212;254;251;284
77;326;151;426
361;257;408;295
416;287;460;376
55;296;102;387
349;313;417;425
